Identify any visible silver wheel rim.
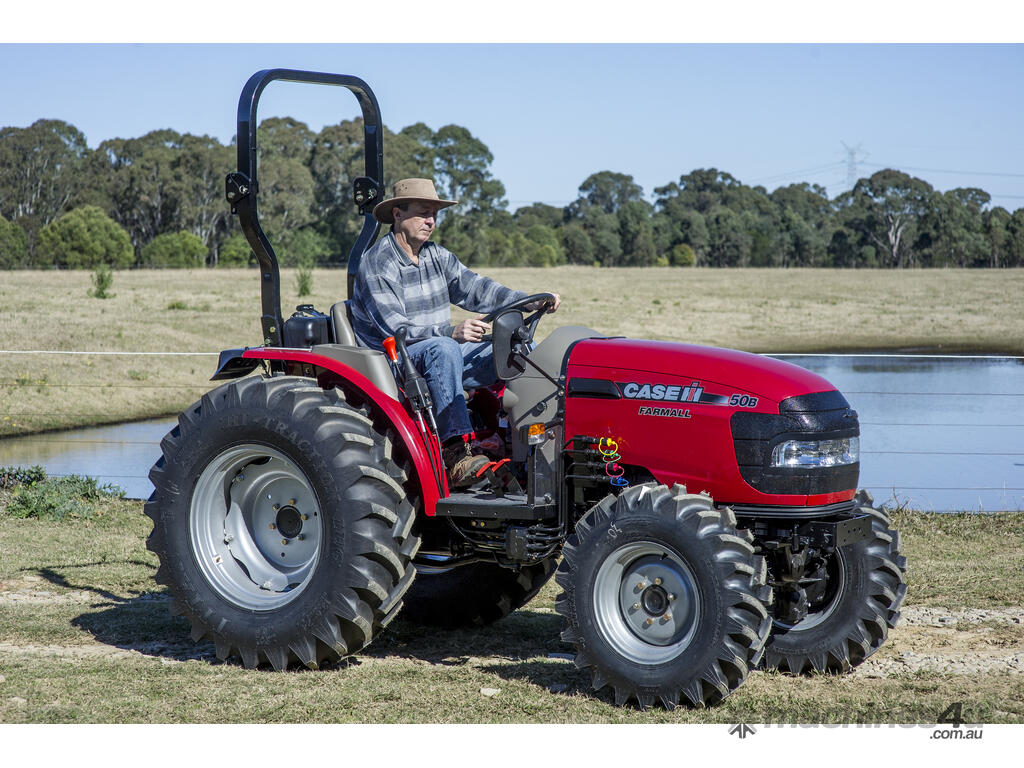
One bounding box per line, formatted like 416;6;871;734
190;444;323;611
775;548;847;631
592;541;701;664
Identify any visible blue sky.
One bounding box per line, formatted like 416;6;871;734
2;43;1022;211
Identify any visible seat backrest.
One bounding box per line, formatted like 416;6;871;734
330;301;358;347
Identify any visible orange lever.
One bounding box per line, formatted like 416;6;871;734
382;336;398;363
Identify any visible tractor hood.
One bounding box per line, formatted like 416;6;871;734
567;338;834;405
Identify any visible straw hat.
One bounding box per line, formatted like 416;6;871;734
372;178;458;224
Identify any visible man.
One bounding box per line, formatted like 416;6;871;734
351;178;561;488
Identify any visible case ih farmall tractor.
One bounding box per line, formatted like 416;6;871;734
145;69;907;709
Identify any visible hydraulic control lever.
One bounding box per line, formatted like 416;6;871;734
387;327;446;495
392;328;434;423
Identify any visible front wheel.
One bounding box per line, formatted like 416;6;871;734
762;490;907;673
555;484;771;708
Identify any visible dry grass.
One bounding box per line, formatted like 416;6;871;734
2;267;1023;437
890;509;1024;607
0;499;1022;723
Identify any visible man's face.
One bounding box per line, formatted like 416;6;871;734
394;202;440;243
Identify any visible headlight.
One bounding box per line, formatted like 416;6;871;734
770;436;859;468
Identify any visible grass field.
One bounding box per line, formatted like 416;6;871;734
2;267;1023;436
1;495;1022;724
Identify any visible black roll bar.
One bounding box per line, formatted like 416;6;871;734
226;68;384;347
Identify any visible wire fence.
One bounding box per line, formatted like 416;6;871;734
2;351;1022;509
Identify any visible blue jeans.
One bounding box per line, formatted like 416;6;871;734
403;337;498;442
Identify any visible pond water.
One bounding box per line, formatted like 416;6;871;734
771;354;1024;513
1;354;1022;511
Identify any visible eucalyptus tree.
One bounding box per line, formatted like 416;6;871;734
0;119;88;250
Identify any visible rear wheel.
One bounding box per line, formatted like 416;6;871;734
555;484;771;708
145;376;419;669
400;558;557;627
762;490;907;673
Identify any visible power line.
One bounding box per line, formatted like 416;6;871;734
842;391;1024;397
764;353;1024;359
863;451;1024;456
861;486;1024;492
749;162;845;185
0;350;218;356
0;384;207;389
863;162;1024;179
861;422;1024;428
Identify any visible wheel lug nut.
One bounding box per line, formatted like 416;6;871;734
654;577;662;586
664;612;672;621
269;523;276;530
644;618;654;626
668;593;676;601
273;504;280;511
300;514;308;521
288;499;296;505
635;581;646;590
632;602;641;611
297;534;305;541
281;539;288;546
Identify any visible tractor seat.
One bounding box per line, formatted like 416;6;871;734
330;301;358;347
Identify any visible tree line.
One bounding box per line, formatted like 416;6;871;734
2;117;1023;270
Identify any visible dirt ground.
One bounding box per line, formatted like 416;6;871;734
0;575;1020;677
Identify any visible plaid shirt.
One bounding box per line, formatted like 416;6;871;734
351;232;528;350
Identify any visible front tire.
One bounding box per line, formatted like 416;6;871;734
145;376;419;669
762;490;907;673
555;484;771;708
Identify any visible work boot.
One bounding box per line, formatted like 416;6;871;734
442;439;490;489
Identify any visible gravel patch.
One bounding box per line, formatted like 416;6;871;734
0;576;169;606
900;606;1024;627
0;641;215;663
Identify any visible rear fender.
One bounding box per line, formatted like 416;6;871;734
237;347;443;515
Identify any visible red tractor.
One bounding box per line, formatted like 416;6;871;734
145;70;907;709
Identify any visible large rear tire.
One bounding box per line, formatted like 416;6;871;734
144;376;419;669
400;558;557;627
555;484;771;708
762;490;907;673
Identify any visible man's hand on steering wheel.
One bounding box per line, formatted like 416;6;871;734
525;293;560;313
452;317;491;343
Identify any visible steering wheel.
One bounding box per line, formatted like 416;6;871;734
479;293;557;343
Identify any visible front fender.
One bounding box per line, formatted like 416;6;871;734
238;347;444;515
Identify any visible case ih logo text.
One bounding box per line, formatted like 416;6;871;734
617;381;758;408
619;381;705;402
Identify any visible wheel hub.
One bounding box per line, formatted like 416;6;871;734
594;543;702;664
189;445;323;611
640;584;669;616
275;505;303;539
773;549;846;631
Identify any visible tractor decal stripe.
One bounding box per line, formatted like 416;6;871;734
615;380;745;407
